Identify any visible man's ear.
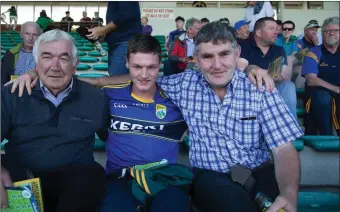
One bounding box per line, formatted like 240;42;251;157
236;44;241;58
255;29;261;38
125;57;129;70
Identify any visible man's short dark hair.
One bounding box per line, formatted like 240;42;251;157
65;11;70;14
276;20;283;26
219;18;230;25
254;17;276;31
194;21;238;52
283;20;295;29
175;16;185;22
126;34;162;62
201;18;209;23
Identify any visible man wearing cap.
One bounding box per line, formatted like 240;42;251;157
301;17;340;135
296;20;321;54
234;20;250;44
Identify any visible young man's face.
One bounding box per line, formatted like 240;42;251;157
176;20;184;29
126;53;160;93
282;23;294;39
195;41;240;89
258;20;278;45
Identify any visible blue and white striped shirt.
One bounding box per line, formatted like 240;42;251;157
14;48;36;76
157;69;303;173
40;78;73;107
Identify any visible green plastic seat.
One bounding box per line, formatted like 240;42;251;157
293;139;304;151
2;43;14;47
101;57;108;63
296;108;305;116
76;64;91;70
77;46;93;51
103;47;109;51
296;88;305;95
100;42;108;47
2;46;14;50
88;51;102;57
301;135;340;151
1;139;8;151
77;40;90;43
77;51;87;56
78;73;108;78
183;136;190;148
84;43;94;47
162;52;168;57
161;58;167;63
79;57;99;63
92;64;108;71
298;191;340;211
94;135;105;150
75;43;84;47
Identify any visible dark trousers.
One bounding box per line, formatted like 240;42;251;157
305;89;333;135
2;155;106;212
192;164;279;212
100;174;191;212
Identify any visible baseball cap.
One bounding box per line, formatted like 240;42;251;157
234;20;251;31
305;20;321;29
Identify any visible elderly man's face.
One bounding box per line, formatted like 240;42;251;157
37;40;78;95
323;24;340;46
195;41;239;88
21;25;39;49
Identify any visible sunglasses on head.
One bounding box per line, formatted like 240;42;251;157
309;20;318;24
283;28;294;31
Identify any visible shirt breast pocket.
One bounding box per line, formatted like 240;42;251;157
66;116;96;139
232;118;261;149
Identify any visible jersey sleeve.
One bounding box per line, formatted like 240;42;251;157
301;47;321;76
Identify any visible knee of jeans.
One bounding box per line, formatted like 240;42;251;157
278;81;297;103
312;90;332;107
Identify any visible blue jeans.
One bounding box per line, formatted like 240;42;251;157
276;80;297;120
100;178;191;212
108;42;129;76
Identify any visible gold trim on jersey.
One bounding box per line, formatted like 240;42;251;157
102;81;131;89
131;92;155;103
110;130;181;143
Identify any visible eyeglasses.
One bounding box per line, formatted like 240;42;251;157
283;28;294;31
322;29;340;34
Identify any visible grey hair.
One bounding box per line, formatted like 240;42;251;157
322;17;340;32
32;29;78;66
21;21;43;35
194;21;238;53
185;18;201;30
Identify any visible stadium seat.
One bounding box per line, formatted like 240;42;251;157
94;135;105;150
76;64;91;70
101;57;108;63
92;64;108;71
301;136;340;151
78;73;108;78
88;51;102;57
84;43;94;47
162;52;168;57
77;40;89;43
293;139;304;151
297;108;305;116
2;46;13;50
75;43;84;47
1;139;8;151
77;51;87;56
298;191;340;212
79;57;99;63
77;46;93;51
2;43;15;47
296;88;305;95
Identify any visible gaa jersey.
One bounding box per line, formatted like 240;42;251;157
103;82;187;174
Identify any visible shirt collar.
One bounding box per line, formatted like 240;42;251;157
40;78;73;96
20;46;33;53
321;43;340;55
185;33;193;42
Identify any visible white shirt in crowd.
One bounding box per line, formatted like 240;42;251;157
245;1;275;32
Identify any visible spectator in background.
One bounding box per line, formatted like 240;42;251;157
238;17;297;120
168;18;201;74
61;11;74;22
61;11;74;32
296;20;321;53
4;6;18;30
80;11;91;22
1;22;42;86
275;20;298;56
276;19;283;35
219;18;230;25
245;1;274;32
201;18;209;26
234;20;250;44
92;12;104;25
302;17;340;135
36;11;54;32
86;1;142;76
141;16;153;35
166;16;185;49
